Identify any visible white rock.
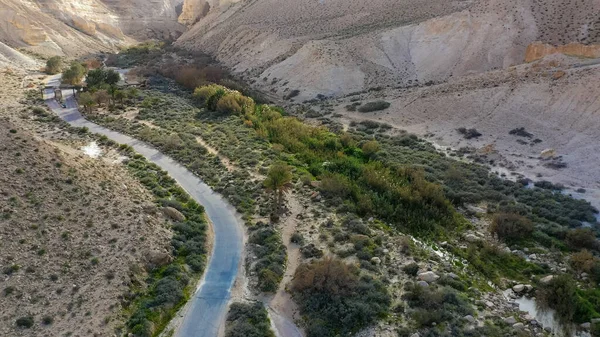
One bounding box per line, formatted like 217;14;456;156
513;322;524;329
418;271;440;282
465;234;479;242
525;284;533;292
504;317;517;325
540;275;554;284
371;257;381;265
513;284;525;293
464;315;475;323
485;300;494;308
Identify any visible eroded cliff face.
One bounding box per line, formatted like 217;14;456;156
525;42;600;62
175;0;600;99
0;0;185;59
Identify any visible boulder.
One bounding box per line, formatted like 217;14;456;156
162;207;186;221
504;317;517;325
371;257;381;265
144;250;173;270
513;284;525;293
418;271;440;283
513;322;524;329
464;233;479;242
540;275;554;284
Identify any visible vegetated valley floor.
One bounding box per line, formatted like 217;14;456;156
90;47;600;337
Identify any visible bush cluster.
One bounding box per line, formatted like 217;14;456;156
291;257;390;337
357;101;391;112
225;302;275;337
248;223;286;292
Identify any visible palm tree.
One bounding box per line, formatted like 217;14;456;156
79;92;96;113
263;163;293;219
107;85;118;105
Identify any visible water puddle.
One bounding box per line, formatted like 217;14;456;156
503;290;590;337
81;141;102;158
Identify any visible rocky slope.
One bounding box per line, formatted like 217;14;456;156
0;71;173;336
175;0;600;98
0;0;185;61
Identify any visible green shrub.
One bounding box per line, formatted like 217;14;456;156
490;213;534;242
536;274;599;330
566;228;598;251
15;316;33;328
45;56;62;74
402;263;420;276
291;257;390;337
357;101;390;113
225;302;275;337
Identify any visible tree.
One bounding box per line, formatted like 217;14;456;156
45;56;62;75
86;68;121;88
263;163;293;218
79;92;96;113
107;85;118;104
93;90;110;107
105;69;121;85
62;62;87;85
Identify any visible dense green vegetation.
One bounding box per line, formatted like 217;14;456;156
291;257;390;337
225;302;275;337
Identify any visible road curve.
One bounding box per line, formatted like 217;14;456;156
44;75;243;337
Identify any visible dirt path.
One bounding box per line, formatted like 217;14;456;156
195;136;237;172
272;195;303;322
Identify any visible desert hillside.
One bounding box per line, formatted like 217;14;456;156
176;0;600;98
0;71;172;336
0;0;185;64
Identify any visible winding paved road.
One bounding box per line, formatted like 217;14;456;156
44;75;243;337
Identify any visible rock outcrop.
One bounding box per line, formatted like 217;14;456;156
178;0;211;25
525;42;600;62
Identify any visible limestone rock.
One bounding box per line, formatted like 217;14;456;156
162;207;186;221
418;271;439;283
512;284;525;293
